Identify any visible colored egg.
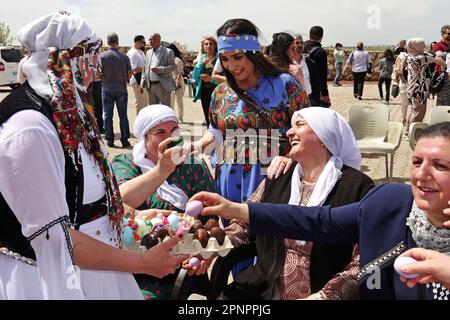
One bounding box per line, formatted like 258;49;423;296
204;219;219;231
141;233;159;249
194;228;209;248
189;220;204;234
150;217;163;228
209;227;226;245
135;219;153;239
153;227;169;241
121;226;134;246
189;257;201;268
185;200;204;217
176;225;185;238
168;214;180;231
394;256;420;279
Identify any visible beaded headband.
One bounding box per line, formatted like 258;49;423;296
218;34;261;54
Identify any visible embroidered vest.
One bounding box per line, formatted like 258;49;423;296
0;82;85;260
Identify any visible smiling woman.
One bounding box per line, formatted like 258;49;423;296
191;121;450;300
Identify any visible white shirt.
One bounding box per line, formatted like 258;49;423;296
0;110;142;300
299;58;312;95
446;54;450;75
347;50;372;73
213;58;223;73
126;47;145;85
149;46;162;81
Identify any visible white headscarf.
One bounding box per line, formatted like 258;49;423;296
132;105;189;210
289;107;361;206
16;11;98;99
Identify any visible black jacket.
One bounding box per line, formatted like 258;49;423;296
304;40;329;98
304;57;321;106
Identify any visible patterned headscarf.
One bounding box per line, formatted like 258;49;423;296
17;11;124;237
406;38;426;56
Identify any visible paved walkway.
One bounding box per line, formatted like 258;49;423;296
104;81;437;185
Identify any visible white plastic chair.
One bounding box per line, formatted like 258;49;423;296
348;104;403;180
409;106;450;150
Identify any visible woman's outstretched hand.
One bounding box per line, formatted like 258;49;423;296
189;192;250;223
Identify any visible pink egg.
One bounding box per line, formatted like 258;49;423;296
189;257;201;268
185;200;204;217
176;225;185;238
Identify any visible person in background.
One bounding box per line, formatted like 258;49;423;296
378;49;395;105
167;43;186;122
303;26;330;107
99;32;132;148
192;35;219;127
394;40;407;55
293;34;321;106
434;27;450;107
392;51;409;126
127;35;148;114
212;58;227;84
333;43;345;87
141;33;176;107
345;42;371;100
404;38;446;136
267;32;307;93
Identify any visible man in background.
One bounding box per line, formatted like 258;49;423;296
127;35;148;114
303;26;331;107
141;33;176;107
99;32;132;148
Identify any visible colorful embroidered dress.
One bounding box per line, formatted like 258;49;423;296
209;73;307;204
112;153;217;300
112;153;217;211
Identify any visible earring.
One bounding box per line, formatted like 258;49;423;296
321;143;325;147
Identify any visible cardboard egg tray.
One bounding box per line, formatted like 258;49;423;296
122;227;234;259
170;229;234;259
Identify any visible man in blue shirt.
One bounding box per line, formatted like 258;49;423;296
99;32;132;148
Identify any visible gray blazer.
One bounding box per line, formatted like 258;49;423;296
141;46;176;92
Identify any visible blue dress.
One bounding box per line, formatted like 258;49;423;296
209;73;308;205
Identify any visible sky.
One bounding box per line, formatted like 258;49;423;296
1;0;449;50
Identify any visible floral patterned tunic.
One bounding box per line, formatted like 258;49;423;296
209;73;307;205
112;153;217;211
111;153;217;300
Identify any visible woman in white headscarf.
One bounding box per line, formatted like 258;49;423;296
404;38;446;135
0;12;186;300
112;104;217;299
209;107;374;300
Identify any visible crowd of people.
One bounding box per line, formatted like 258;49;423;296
0;11;450;301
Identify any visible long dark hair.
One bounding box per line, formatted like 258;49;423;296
168;43;183;62
268;32;294;71
383;49;394;61
217;18;283;109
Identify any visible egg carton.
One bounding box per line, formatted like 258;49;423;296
170;230;234;259
121;239;148;253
